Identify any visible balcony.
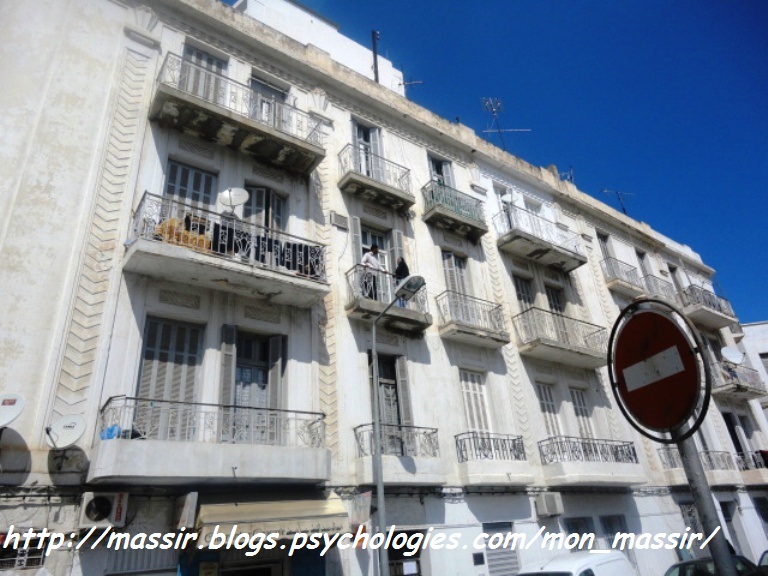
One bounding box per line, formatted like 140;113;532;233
712;362;767;400
736;451;768;484
421;181;488;241
455;432;533;485
643;275;678;303
345;265;432;333
354;424;444;485
125;193;329;307
730;322;745;343
338;144;414;211
601;258;645;298
538;436;644;486
679;285;736;329
88;397;329;485
435;291;509;348
150;53;325;175
493;206;586;273
657;447;741;486
512;307;608;369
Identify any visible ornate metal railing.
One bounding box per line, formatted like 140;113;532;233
735;451;768;471
435;291;505;333
455;432;525;463
133;192;326;281
158;52;324;146
492;205;583;256
643;275;678;302
714;362;766;394
338;144;412;195
346;265;429;314
679;285;735;318
658;447;736;471
98;396;325;448
355;423;440;458
538;436;638;464
601;258;643;290
512;307;607;353
421;181;485;225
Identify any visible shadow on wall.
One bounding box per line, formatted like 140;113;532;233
0;427;31;486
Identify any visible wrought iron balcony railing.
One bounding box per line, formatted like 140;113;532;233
512;307;607;353
158;53;324;146
736;451;768;471
421;181;485;225
346;265;429;314
643;275;678;302
355;423;440;458
133;192;326;281
601;258;643;290
455;431;526;463
436;291;505;333
679;285;735;318
714;362;766;393
98;396;325;448
657;447;736;471
492;205;583;256
538;436;638;464
338;144;412;195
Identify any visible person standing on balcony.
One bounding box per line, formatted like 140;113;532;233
361;244;381;300
394;257;410;307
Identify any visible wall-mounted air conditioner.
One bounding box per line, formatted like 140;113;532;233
79;492;129;528
535;492;564;518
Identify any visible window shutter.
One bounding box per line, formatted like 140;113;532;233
268;336;283;409
389;229;404;274
442;252;458;293
443;161;455;188
395;356;413;426
350;216;363;263
220;324;237;405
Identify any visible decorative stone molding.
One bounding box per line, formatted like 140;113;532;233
159;290;201;309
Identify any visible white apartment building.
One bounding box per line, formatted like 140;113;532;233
1;1;767;575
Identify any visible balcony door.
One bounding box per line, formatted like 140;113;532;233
536;383;562;438
545;284;569;344
181;45;227;104
244;186;285;231
428;155;454;188
165;160;217;211
353;120;382;181
442;251;469;322
371;355;412;455
136;317;203;441
250;76;287;129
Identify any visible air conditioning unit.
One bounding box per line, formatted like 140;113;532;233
535;492;564;518
79;492;129;528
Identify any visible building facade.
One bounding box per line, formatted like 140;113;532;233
1;1;767;575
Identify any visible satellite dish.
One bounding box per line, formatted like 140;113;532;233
721;346;745;365
0;393;25;428
46;415;86;449
500;193;513;204
217;187;250;211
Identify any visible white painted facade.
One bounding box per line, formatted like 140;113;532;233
1;1;767;575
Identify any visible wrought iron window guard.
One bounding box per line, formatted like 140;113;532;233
354;423;440;458
455;432;525;463
538;436;638;464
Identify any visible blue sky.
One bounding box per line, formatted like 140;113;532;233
231;1;768;323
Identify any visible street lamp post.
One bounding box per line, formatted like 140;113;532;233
370;275;426;576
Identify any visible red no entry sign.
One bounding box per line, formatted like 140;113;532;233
612;308;701;432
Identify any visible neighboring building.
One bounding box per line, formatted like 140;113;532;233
1;1;767;575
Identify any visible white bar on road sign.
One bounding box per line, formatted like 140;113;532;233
623;346;685;392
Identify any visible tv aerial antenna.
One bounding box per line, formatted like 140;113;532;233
602;188;635;216
481;98;531;151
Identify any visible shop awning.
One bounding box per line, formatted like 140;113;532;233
197;494;350;543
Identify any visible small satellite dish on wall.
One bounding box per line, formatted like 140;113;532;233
0;394;25;429
721;346;745;365
46;415;86;449
218;187;250;211
500;193;513;204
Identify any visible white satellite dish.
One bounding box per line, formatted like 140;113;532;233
46;415;87;449
500;193;513;204
217;187;250;211
0;393;25;428
721;346;745;365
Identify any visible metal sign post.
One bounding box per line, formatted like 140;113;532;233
608;299;736;576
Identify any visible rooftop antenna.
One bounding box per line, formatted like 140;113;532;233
560;166;575;183
602;189;634;216
371;30;380;84
399;68;423;97
482;97;531;151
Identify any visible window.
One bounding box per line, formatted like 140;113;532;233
370;355;413;455
536;383;561;437
428;155;454;188
220;326;283;445
442;251;468;294
361;226;390;271
545;285;566;314
166;160;217;209
599;515;636;566
181;45;227;103
760;353;768;375
460;370;490;433
353;120;383;180
570;388;594;439
0;533;45;570
243;186;285;230
512;275;535;309
250;76;286;124
636;250;651;278
597;233;611;261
